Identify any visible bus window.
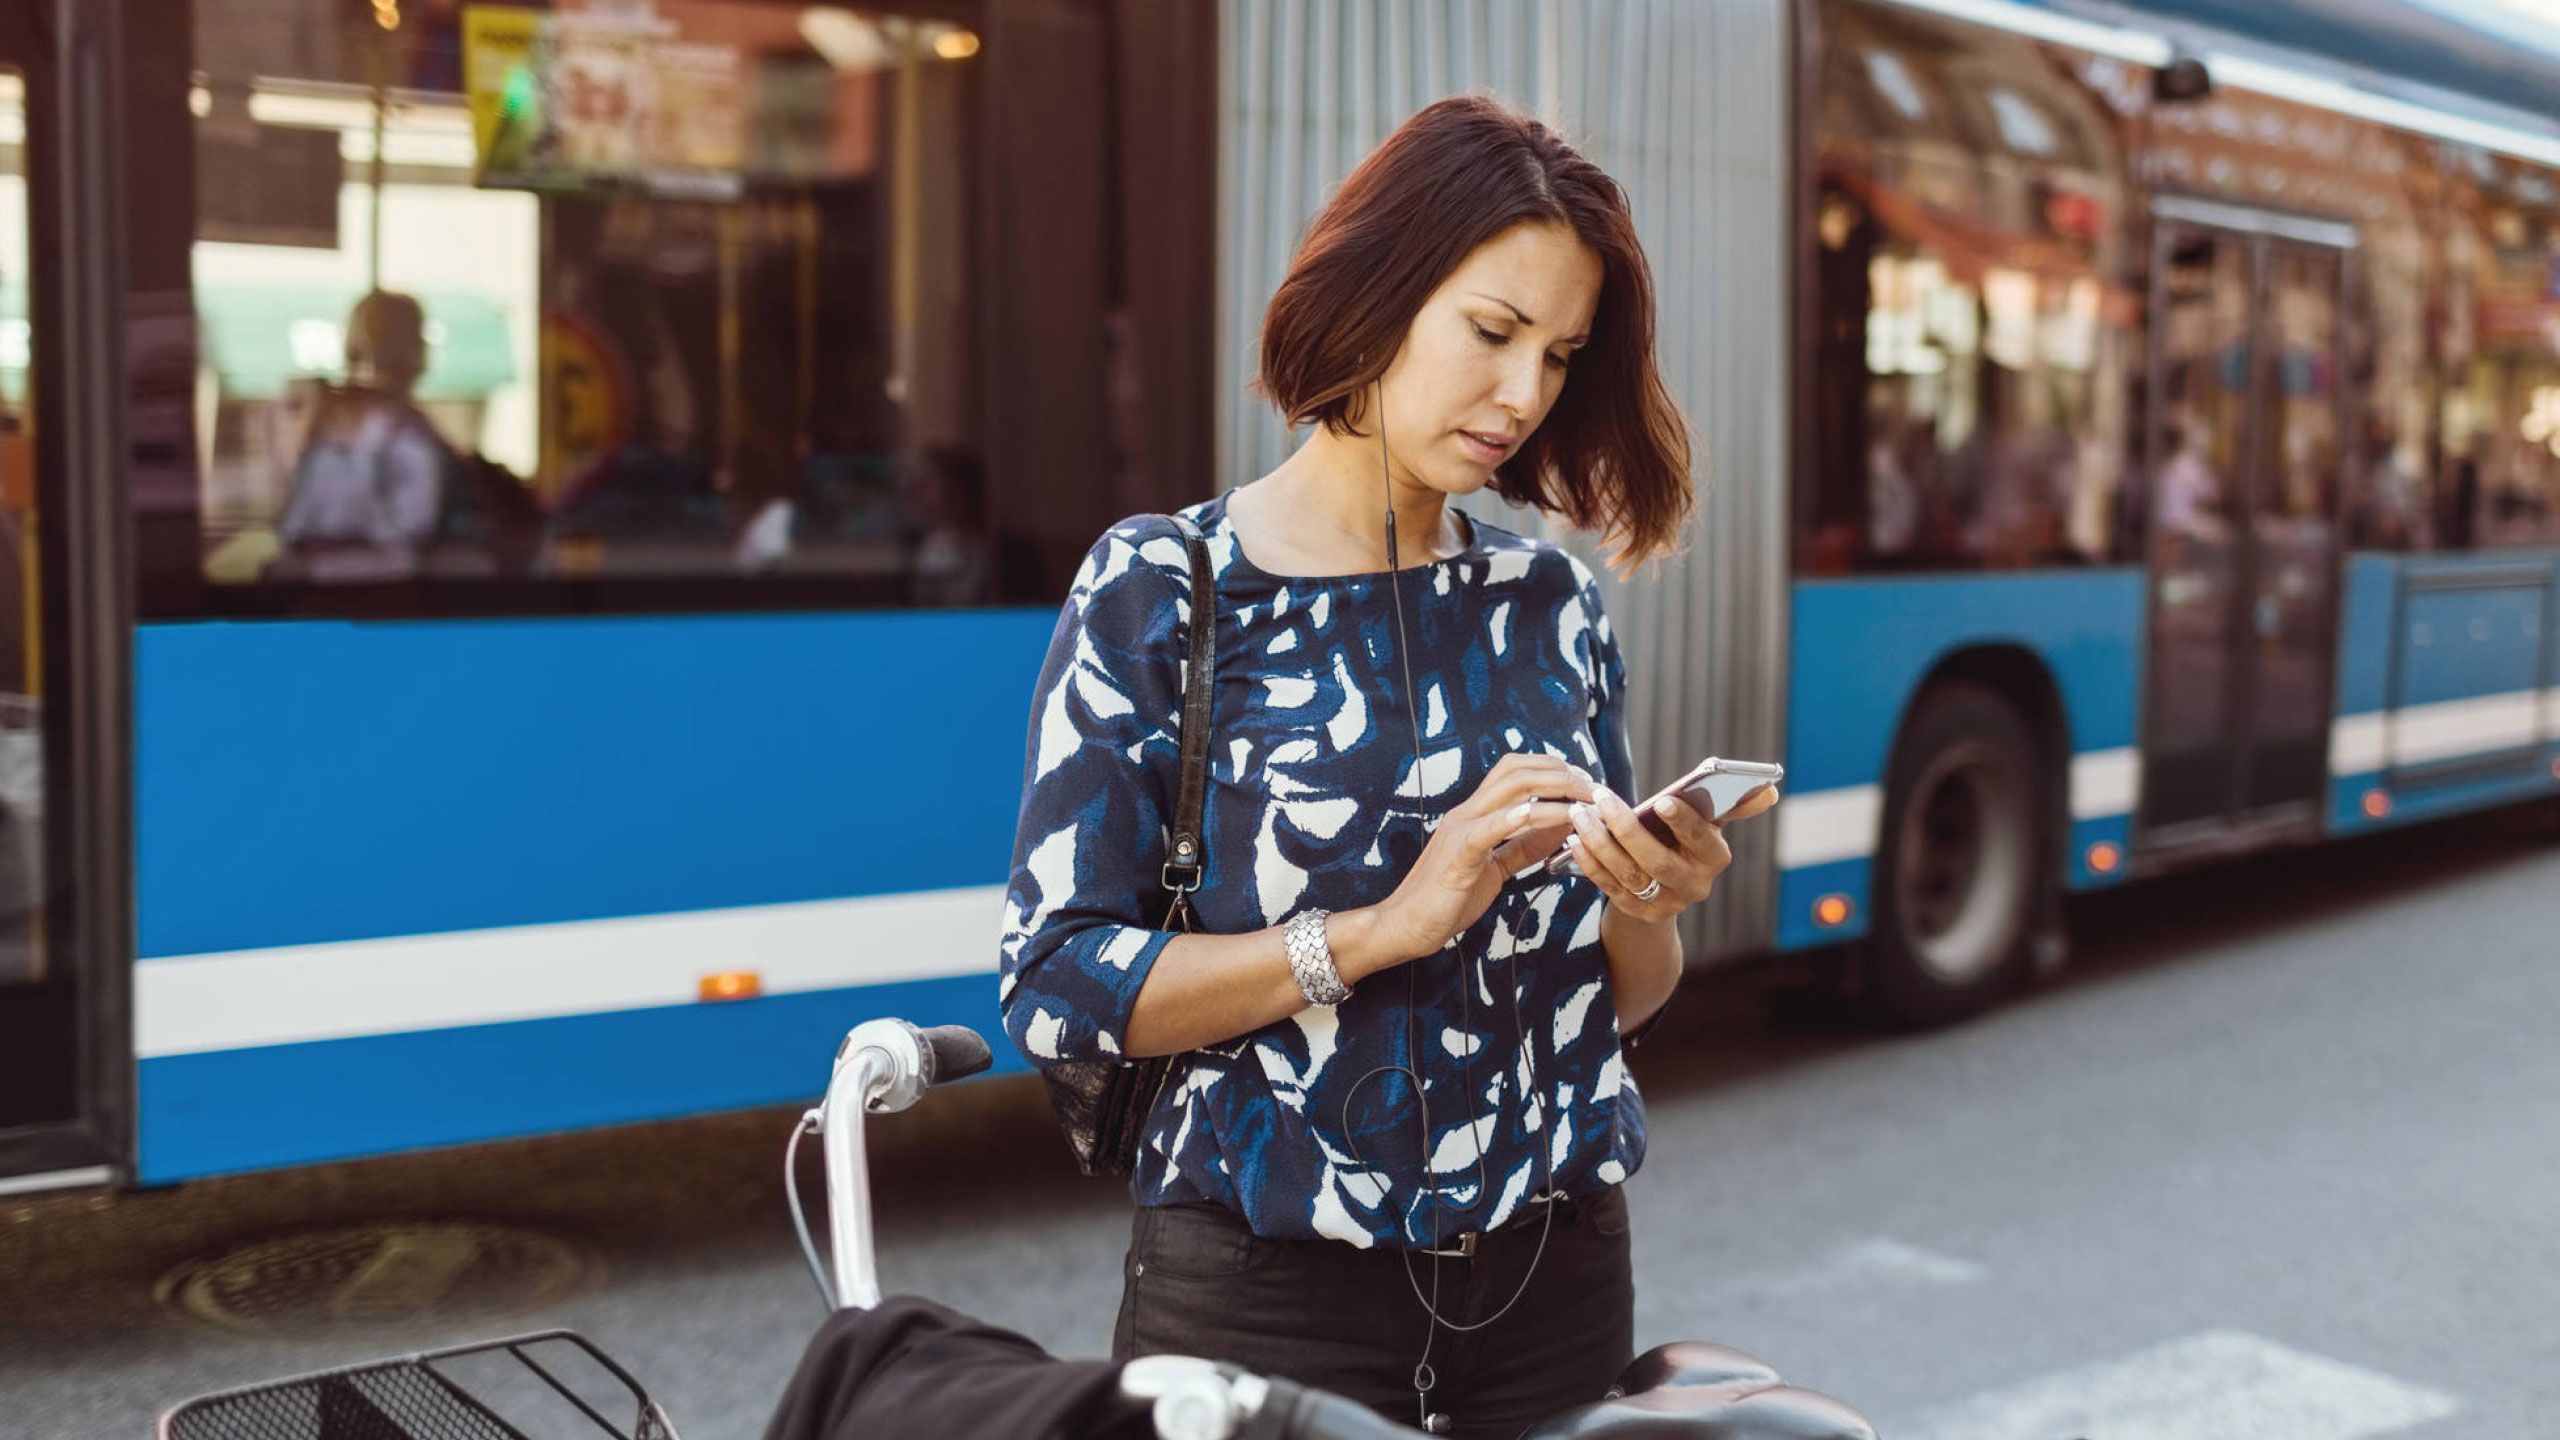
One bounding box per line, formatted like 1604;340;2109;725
2438;150;2560;552
0;60;66;1129
1805;5;2135;577
161;0;1211;617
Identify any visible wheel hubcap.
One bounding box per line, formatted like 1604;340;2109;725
1895;739;2031;986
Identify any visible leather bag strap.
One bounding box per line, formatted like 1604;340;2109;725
1160;514;1214;911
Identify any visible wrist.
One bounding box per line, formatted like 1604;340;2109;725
1601;902;1678;932
1326;905;1407;983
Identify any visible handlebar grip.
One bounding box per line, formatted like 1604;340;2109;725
917;1025;993;1087
1248;1376;1431;1440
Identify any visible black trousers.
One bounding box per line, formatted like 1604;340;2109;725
1111;1189;1635;1440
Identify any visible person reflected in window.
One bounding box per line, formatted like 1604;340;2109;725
904;445;991;607
1865;409;1920;557
271;291;452;583
2440;431;2483;551
2353;415;2428;551
2155;418;2227;546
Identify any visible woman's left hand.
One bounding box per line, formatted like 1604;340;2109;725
1563;787;1731;923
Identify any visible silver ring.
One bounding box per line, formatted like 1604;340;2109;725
1633;878;1663;902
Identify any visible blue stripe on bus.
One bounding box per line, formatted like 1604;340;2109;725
1776;856;1872;952
2329;760;2560;836
2067;814;2134;889
134;972;1021;1183
1770;811;2131;954
1787;571;2146;797
136;610;1058;959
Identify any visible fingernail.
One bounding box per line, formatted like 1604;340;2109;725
1570;802;1592;824
1654;797;1679;817
1509;801;1534;824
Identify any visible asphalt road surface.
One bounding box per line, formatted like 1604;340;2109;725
8;802;2557;1439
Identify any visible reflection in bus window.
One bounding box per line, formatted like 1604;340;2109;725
0;66;43;987
1805;12;2134;576
177;0;1198;609
2439;152;2560;551
2150;230;2249;584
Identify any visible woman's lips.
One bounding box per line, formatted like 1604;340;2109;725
1459;430;1514;464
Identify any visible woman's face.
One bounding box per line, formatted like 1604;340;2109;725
1371;220;1604;494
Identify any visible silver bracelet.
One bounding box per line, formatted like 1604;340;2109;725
1284;908;1352;1007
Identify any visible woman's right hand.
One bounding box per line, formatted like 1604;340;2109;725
1353;754;1598;973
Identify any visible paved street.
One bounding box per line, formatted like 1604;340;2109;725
7;803;2558;1439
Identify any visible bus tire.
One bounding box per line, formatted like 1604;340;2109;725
1863;681;2049;1028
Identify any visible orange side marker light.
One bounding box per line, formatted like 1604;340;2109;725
699;970;763;1002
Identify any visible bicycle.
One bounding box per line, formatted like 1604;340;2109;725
160;1019;1879;1440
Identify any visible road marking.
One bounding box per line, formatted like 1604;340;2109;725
1897;1328;2459;1440
1705;1238;1986;1308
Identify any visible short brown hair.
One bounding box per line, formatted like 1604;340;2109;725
1256;96;1695;569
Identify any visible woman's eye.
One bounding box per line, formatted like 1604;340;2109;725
1545;351;1572;372
1473;325;1508;347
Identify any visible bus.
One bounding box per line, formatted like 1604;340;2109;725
3;0;2556;1193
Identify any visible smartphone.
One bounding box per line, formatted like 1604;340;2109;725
1536;757;1783;880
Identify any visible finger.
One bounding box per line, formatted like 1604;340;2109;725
1473;799;1577;861
1472;757;1597;816
1723;785;1781;824
1595;786;1686;875
1489;817;1576;872
1568;795;1649;894
1617;784;1740;886
1638;789;1725;853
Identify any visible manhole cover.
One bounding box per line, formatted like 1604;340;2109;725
157;1220;597;1334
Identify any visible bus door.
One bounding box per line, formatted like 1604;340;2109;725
0;3;121;1192
2139;199;2353;844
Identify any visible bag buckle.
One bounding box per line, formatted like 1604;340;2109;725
1162;833;1203;893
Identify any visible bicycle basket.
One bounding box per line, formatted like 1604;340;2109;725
159;1331;679;1440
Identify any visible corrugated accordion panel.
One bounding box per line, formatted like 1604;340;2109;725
1217;0;1794;961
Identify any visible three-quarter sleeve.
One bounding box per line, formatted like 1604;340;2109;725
1568;555;1637;805
1569;554;1678;1048
997;520;1194;1067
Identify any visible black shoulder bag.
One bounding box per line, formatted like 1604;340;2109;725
1038;513;1214;1178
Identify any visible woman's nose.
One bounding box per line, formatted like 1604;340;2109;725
1494;354;1543;417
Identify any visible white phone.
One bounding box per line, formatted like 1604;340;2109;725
1536;757;1783;880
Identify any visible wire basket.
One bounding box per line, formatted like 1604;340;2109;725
160;1331;679;1440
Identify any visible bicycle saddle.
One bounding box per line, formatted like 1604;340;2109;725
1516;1341;1878;1440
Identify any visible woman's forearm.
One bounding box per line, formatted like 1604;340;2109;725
1121;907;1409;1058
1600;904;1683;1035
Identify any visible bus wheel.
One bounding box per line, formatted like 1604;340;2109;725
1864;682;2047;1027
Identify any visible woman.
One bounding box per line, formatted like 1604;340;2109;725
999;97;1739;1439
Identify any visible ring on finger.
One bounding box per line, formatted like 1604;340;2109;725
1632;877;1663;902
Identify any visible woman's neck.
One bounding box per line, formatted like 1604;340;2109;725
1252;426;1462;573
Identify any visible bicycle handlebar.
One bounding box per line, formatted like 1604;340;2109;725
916;1024;993;1087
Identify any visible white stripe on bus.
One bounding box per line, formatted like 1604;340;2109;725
1777;748;2138;872
2069;747;2141;821
137;886;1009;1059
2331;687;2555;775
1775;785;1883;871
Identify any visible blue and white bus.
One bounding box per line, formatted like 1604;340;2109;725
3;0;2556;1192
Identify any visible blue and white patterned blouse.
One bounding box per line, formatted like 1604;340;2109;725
998;489;1647;1250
